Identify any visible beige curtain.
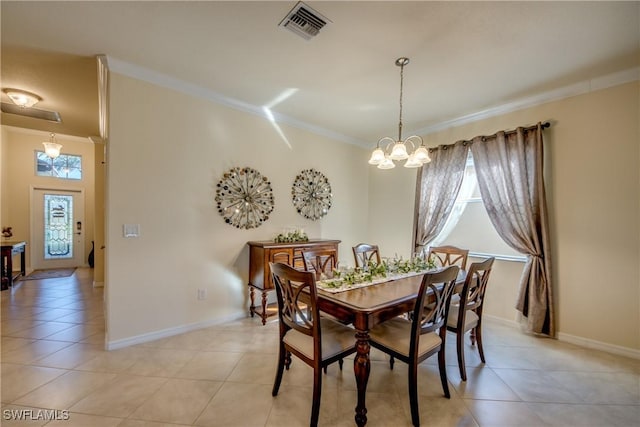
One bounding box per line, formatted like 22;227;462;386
413;141;469;255
470;123;554;337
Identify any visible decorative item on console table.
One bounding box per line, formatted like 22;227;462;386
1;241;27;291
2;227;13;238
247;239;341;325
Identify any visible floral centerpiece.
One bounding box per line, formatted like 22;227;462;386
320;255;437;290
274;228;309;243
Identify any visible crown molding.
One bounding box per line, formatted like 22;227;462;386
105;57;639;148
413;67;640;136
106;56;364;147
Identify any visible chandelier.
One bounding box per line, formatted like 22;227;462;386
42;133;62;159
368;57;431;169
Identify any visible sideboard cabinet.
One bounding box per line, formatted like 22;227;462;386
247;239;341;324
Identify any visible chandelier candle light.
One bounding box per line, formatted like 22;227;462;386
368;57;431;169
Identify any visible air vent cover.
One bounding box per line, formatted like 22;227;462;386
1;102;62;122
279;2;330;40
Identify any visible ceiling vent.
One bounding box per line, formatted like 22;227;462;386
1;102;62;123
279;2;330;40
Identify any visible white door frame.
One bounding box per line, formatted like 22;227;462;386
30;186;85;270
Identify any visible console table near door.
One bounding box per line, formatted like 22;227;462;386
1;241;27;291
247;239;340;324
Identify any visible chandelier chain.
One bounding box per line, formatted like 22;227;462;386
398;61;404;141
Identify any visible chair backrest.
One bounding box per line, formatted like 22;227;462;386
410;265;459;348
427;245;469;270
270;262;320;340
302;248;338;279
460;257;495;314
352;243;381;269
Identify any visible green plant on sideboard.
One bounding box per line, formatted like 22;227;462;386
274;229;309;243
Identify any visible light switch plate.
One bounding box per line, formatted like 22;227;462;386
123;224;140;238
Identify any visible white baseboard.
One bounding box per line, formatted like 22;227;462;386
105;311;247;351
105;312;639;360
557;331;640;360
484;314;520;328
484;314;640;360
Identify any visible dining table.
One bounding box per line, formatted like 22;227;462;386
313;268;466;427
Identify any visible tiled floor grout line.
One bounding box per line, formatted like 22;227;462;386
2;269;639;427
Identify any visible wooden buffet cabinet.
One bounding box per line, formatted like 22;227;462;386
247;239;341;324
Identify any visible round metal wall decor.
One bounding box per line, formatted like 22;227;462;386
291;169;332;220
215;167;274;229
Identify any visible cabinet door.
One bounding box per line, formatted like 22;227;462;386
270;249;294;266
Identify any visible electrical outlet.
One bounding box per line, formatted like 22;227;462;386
197;289;207;300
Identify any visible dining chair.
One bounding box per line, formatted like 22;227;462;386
270;262;356;427
427;245;469;270
446;257;495;381
302;247;350;334
352;243;381;269
302;248;338;280
368;265;459;427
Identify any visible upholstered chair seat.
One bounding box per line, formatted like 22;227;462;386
283;318;356;361
446;304;479;331
369;319;442;358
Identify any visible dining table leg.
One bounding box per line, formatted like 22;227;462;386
354;329;370;427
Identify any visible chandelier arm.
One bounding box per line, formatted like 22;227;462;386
404;135;424;151
378;136;396;152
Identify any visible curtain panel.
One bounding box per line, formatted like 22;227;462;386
470;123;554;337
412;141;469;255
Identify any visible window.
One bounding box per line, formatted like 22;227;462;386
431;152;526;261
35;151;82;180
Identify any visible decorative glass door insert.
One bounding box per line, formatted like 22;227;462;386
31;189;84;270
44;194;74;259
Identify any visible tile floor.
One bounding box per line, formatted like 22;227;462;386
1;268;638;426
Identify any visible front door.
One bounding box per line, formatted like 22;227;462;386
31;188;85;270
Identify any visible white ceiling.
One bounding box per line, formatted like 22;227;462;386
1;1;639;145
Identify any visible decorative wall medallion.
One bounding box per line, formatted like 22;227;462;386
291;169;332;220
215;167;274;229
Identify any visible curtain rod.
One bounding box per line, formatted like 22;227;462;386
487;121;550;138
430;121;551;150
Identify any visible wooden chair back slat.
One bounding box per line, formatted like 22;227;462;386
302;248;338;279
427;245;469;270
352;243;381;268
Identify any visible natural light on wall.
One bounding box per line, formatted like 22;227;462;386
262;88;298;150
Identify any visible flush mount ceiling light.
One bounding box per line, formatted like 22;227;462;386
42;133;62;159
2;88;42;108
368;58;431;169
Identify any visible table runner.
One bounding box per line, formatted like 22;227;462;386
317;269;433;293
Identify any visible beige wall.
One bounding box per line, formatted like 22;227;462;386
3;74;637;355
369;81;640;352
1;127;8;233
105;73;369;344
0;128;95;270
93;141;106;286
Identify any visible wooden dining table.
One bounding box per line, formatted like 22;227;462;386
314;269;465;427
